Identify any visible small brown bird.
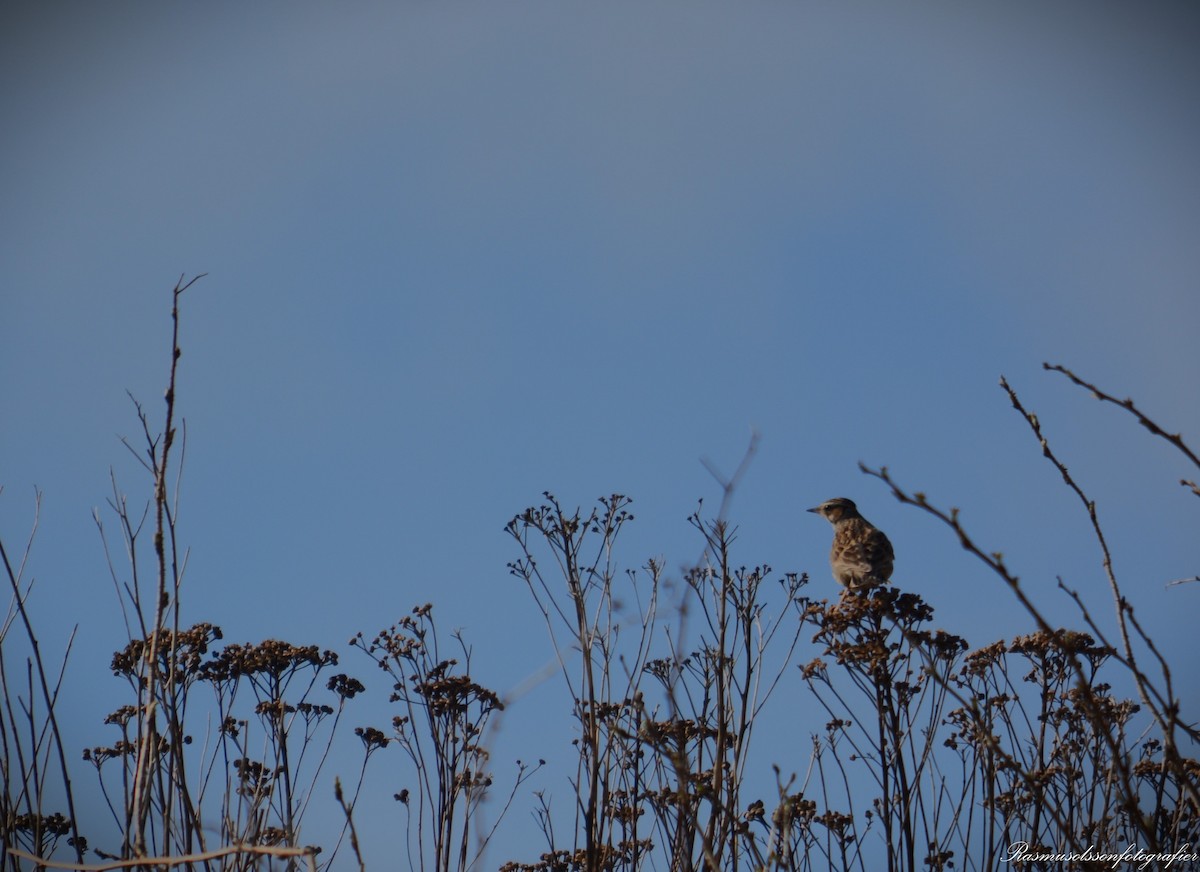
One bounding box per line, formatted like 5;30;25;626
808;497;894;590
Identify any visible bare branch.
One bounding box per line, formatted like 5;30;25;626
1044;362;1200;472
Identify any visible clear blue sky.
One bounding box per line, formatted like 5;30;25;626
3;1;1198;865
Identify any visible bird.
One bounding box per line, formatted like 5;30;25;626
807;497;894;590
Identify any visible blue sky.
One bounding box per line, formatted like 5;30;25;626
3;1;1199;865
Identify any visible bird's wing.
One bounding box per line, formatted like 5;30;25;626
836;527;894;578
864;529;894;565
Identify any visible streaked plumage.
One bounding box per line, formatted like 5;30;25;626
808;497;894;590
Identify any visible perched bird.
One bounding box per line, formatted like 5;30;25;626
808;497;894;590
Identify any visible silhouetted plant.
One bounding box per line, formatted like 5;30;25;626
796;588;968;872
83;277;360;870
3;285;1196;872
505;492;658;872
858;363;1200;869
352;602;537;872
0;493;86;867
638;510;808;872
503;492;810;871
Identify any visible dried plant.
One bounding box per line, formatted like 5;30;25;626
3;285;1195;872
351;602;537;872
81;277;357;870
504;492;657;872
797;587;968;872
639;509;807;872
1;491;87;868
855;363;1200;868
502;482;810;872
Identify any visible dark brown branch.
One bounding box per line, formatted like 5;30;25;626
1043;362;1200;472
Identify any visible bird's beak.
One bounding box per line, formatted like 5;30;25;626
806;506;820;514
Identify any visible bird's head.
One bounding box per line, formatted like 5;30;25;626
807;497;861;524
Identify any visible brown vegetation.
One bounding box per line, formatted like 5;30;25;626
3;283;1196;871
